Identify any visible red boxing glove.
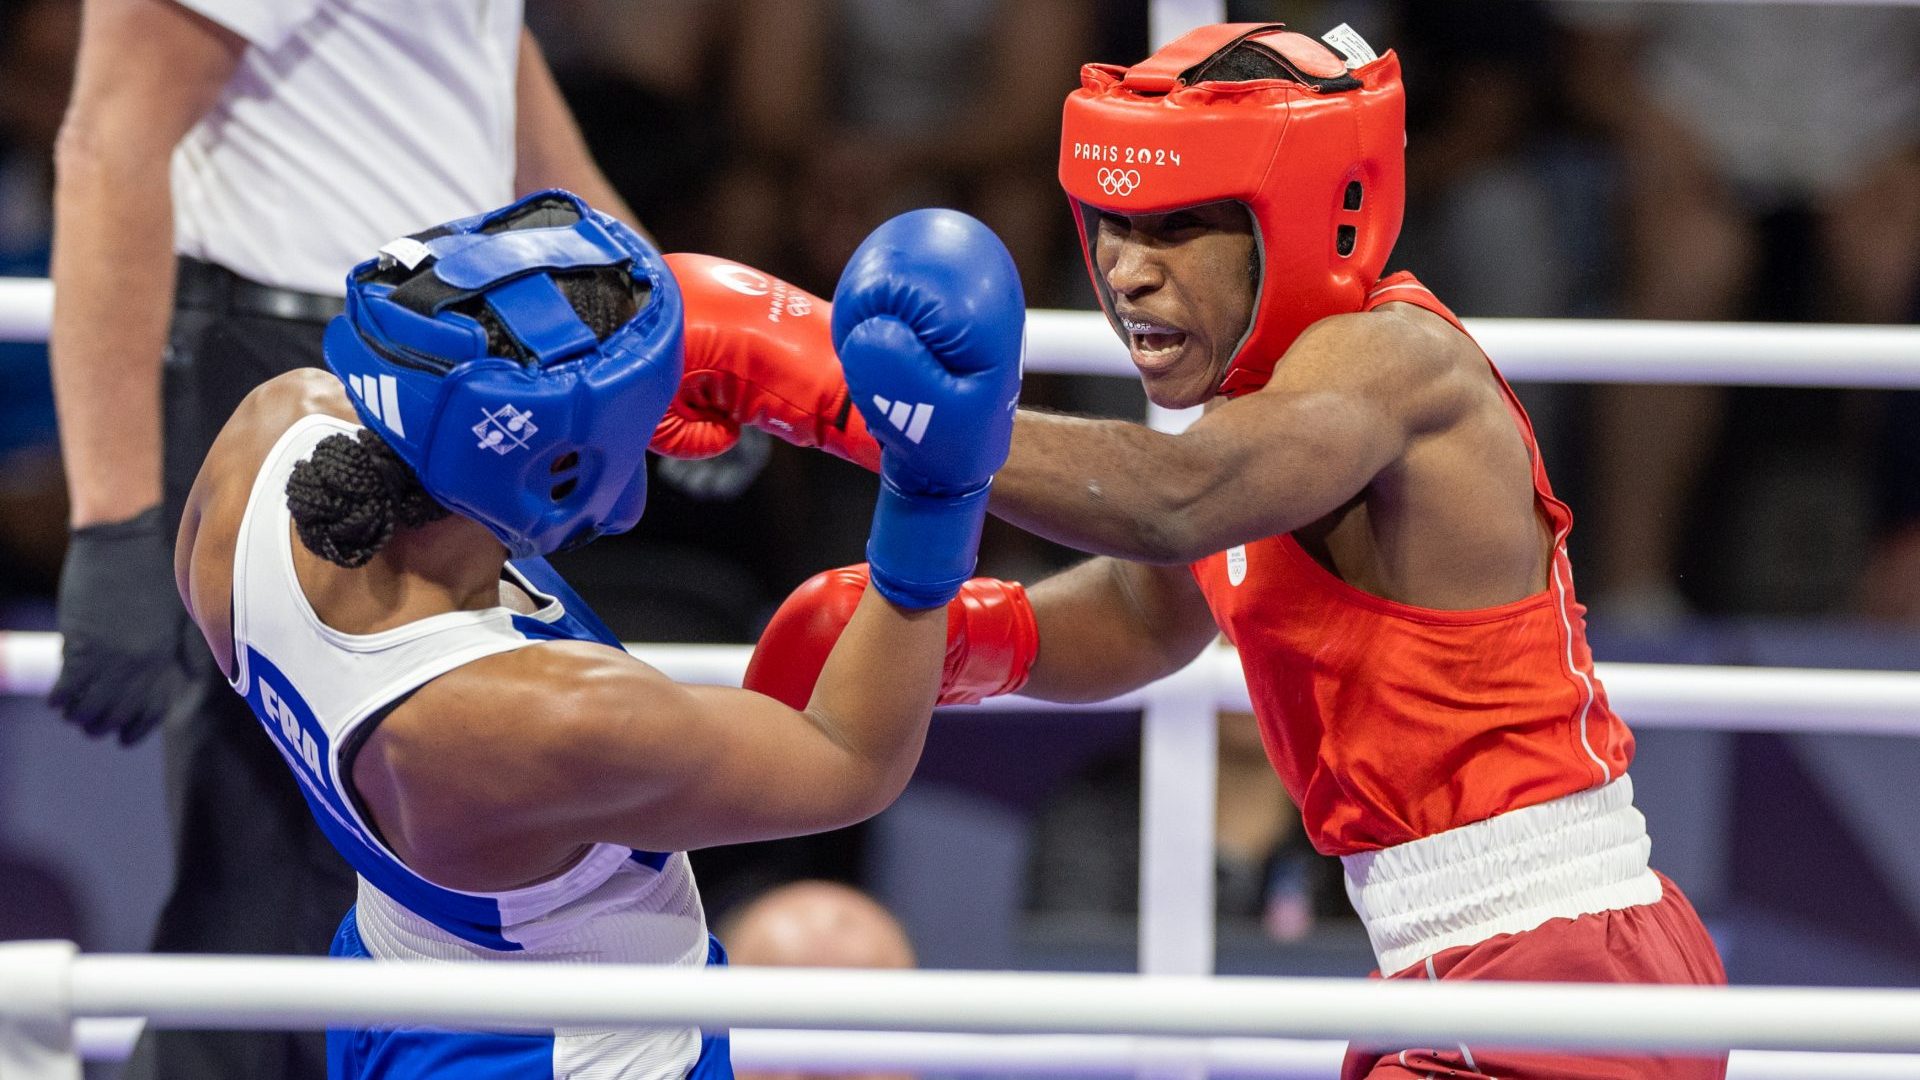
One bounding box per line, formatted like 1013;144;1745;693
653;253;881;470
745;564;1038;710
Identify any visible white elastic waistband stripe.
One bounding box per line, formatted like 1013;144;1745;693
1342;776;1663;975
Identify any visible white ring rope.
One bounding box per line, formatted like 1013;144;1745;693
0;277;52;343
1027;309;1920;388
6;631;1919;737
65;1020;1920;1080
3;950;1918;1055
6;277;1920;387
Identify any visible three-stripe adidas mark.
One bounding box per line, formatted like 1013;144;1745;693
870;396;933;443
347;373;406;437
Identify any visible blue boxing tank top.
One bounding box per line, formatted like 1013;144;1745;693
229;414;715;1078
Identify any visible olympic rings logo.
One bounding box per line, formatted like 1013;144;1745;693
1097;168;1142;197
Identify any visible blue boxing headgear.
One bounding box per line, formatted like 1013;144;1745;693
322;190;682;558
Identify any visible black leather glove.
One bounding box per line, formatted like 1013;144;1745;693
50;506;204;745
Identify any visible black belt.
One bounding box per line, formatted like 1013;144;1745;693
174;257;346;324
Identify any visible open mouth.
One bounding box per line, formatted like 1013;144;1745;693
1121;317;1189;364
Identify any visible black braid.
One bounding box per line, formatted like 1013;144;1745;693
286;428;450;568
554;268;641;339
455;268;643;365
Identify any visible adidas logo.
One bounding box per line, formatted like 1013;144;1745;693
346;373;406;437
871;395;933;443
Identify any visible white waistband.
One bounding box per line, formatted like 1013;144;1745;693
1341;775;1663;975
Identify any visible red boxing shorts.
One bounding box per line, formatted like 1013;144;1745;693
1341;871;1728;1080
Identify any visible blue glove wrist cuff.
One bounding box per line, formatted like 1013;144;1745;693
865;476;990;610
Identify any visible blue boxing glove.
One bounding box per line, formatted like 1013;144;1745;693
832;209;1024;609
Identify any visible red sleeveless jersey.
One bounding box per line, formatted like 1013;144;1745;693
1190;273;1632;856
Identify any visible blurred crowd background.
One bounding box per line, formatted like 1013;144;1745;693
3;0;1919;999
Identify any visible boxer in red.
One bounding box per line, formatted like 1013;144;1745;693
656;24;1727;1079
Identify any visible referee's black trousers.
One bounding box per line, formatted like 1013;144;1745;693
121;261;357;1080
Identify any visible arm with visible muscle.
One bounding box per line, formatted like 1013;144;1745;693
368;588;945;872
1020;555;1219;703
991;311;1464;563
385;554;1209;886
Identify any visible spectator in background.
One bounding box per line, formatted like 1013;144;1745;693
1559;3;1920;623
0;0;78;598
1388;1;1610;319
528;0;1118;307
1379;0;1610;474
1215;710;1319;941
1218;1;1591;317
715;0;1092;308
1861;389;1920;621
721;880;917;1080
46;1;635;1075
521;1;736;254
744;0;1100;591
722;879;917;974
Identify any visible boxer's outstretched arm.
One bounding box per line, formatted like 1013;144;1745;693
990;310;1467;563
599;587;949;850
1020;556;1217;703
362;591;947;877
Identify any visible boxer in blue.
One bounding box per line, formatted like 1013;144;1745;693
173;191;1024;1079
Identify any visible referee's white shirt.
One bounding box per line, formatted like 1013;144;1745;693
170;0;524;297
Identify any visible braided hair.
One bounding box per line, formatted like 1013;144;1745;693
286;427;450;568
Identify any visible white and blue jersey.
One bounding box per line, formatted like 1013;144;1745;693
230;415;730;1080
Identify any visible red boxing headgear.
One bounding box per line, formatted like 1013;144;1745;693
1059;24;1405;397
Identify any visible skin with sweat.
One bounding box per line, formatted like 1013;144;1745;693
996;203;1552;704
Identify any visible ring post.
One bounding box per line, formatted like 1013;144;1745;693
0;941;81;1080
1137;269;1217;1080
1136;386;1213;1076
1137;658;1219;1080
1150;0;1227;51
